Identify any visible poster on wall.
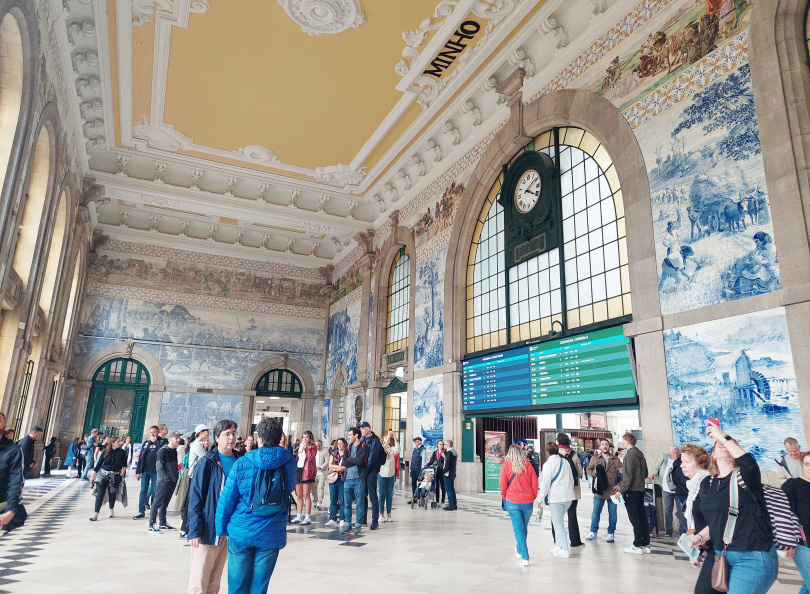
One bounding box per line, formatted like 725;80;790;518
664;308;802;471
484;431;506;492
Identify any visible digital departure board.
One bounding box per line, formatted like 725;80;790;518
462;325;637;414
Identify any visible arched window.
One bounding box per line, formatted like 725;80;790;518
39;189;67;315
0;14;23;195
13;125;51;286
94;358;150;385
386;246;410;353
255;369;302;397
466;127;631;354
85;358;150;438
62;254;82;343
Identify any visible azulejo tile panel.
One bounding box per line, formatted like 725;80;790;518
414;247;446;372
160;393;244;436
664;308;802;471
412;375;444;451
324;296;361;392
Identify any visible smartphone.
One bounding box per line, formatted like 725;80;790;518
708;417;720;428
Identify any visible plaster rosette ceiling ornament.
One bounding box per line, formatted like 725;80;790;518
278;0;366;36
53;0;627;267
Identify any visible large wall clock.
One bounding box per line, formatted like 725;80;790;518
497;150;560;269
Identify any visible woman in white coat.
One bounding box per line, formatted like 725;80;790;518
538;442;575;558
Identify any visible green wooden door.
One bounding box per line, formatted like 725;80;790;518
130;389;149;442
83;387;106;436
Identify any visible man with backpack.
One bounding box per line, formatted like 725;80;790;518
556;433;584;547
216;417;296;593
586;438;622;542
187;419;239;594
358;421;383;530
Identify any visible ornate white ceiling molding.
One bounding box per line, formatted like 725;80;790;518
314;163;366;190
133;117;193;152
278;0;365;36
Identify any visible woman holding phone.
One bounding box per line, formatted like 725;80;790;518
687;423;777;594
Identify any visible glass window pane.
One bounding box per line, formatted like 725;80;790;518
606;268;622;298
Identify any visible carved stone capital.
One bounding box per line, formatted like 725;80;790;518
388;209;400;230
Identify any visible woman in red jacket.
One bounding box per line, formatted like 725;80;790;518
291;431;318;526
500;443;539;567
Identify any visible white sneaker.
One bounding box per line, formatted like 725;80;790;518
604;534;615;542
515;545;521;558
290;515;302;524
109;509;114;518
300;516;311;526
624;545;644;555
585;531;598;540
325;519;337;527
339;520;345;527
553;549;570;558
519;559;529;567
550;545;561;554
387;514;393;523
642;546;652;554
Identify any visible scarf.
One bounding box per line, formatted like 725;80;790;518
684;469;710;530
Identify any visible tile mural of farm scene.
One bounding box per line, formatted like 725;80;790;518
324;299;361;391
663;308;802;471
634;57;779;314
159;393;244;436
411;179;467;248
89;252;329;308
412;375;444;451
414;247;446;371
587;0;753;112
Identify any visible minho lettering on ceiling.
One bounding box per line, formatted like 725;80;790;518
422;21;481;80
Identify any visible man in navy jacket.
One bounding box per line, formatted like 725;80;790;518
359;421;382;530
187;419;240;594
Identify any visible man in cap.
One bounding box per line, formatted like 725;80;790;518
408;436;425;504
149;430;182;533
358;421;383;530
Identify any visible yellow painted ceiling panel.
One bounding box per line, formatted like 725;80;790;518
162;0;440;170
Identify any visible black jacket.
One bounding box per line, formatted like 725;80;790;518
362;432;383;475
343;442;368;480
427;450;446;471
443;449;458;481
135;438;162;474
671;458;689;497
16;435;34;470
188;448;241;546
0;437;23;510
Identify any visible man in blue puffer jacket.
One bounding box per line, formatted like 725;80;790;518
216;418;296;594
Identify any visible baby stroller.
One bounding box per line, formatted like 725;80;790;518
412;466;438;509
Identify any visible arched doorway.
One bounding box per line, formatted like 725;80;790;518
252;368;303;435
84;358;150;438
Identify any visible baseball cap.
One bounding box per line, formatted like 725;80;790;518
168;431;182;438
194;424;210;434
358;422;371;428
413;436;422;442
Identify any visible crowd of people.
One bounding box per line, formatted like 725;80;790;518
500;426;810;594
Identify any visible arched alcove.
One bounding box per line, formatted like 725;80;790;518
38;187;68;315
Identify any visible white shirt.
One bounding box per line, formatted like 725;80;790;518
662;457;676;493
537;454;575;504
297;449;306;469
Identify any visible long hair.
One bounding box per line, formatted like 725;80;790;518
505;444;527;475
104;436;120;458
708;436;739;476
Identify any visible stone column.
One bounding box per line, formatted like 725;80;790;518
632;328;673;457
240;394;254;436
142;388;164;442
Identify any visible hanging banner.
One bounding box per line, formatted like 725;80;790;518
484;431;506;492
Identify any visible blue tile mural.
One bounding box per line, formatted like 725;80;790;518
664;308;802;471
414;247;446;371
73;295;323;390
635;57;780;315
311;399;322;439
324;299;360;392
345;392;355;438
321;398;331;442
412;375;443;451
159;392;244;436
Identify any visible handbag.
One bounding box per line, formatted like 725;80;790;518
712;468;740;593
327;471;339;484
543;458;564;506
501;473;516;511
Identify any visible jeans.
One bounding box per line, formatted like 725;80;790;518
227;537;279;594
676;494;688;534
504;500;533;560
138;471;157;514
343;478;365;528
590;496;617;534
549;501;571;551
378;475;395;514
624;490;650;547
93;474;120;513
714;546;778;594
662;490;676;534
444;476;457;509
410;469;420;497
149;479;174;526
43;455;52;475
363;471;379;523
81;454;93;479
329;478;344;521
795;543;810;594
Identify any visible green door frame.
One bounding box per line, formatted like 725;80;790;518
83;358;151;439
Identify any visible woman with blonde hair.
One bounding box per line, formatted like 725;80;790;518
500;443;539;567
679;443;710;532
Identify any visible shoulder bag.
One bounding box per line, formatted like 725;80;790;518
501;473;516;511
544;458;564;505
712;468;739;593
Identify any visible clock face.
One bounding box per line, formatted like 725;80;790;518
514;169;542;214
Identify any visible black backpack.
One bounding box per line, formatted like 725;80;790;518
377;438;387;467
563;451;579;487
592;463;609;495
251;467;287;516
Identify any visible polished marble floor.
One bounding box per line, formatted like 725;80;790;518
0;472;803;593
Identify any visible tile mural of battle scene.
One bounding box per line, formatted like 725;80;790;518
634;58;779;315
664;308;802;471
412;179;467;248
160;393;244;436
587;0;753;112
412;375;444;451
89;252;330;308
330;263;363;305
